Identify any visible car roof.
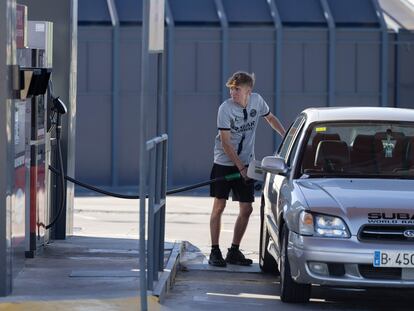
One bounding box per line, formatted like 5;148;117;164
302;107;414;123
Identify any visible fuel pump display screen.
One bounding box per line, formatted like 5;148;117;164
19;68;51;100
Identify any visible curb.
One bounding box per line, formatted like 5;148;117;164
152;240;183;303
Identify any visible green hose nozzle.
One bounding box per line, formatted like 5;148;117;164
224;172;241;181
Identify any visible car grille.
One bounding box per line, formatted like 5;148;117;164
359;265;401;280
358;225;414;242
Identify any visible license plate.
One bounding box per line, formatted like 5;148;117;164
374;251;414;268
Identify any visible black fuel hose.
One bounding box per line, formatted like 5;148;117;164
45;138;65;229
49;166;243;199
43;112;66;230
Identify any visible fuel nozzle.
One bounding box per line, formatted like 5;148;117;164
51;96;67;140
51;96;67;115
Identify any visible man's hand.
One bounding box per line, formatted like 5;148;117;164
239;166;248;180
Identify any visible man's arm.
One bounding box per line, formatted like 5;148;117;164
264;112;286;137
220;130;248;178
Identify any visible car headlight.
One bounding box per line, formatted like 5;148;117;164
299;211;350;238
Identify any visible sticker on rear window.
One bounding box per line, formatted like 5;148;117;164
382;139;396;158
315;127;326;132
382;130;396;158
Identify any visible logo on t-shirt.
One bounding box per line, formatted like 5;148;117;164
230;118;239;131
250;109;257;118
230;119;255;133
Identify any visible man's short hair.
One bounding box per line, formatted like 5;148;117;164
226;71;255;88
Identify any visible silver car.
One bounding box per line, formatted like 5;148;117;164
259;107;414;303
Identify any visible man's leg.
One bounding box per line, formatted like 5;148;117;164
225;202;253;266
210;198;226;245
232;202;253;245
209;198;227;266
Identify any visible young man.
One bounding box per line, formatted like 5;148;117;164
209;71;285;267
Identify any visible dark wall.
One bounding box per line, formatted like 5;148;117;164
76;25;414;186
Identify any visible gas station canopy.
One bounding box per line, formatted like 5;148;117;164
78;0;414;30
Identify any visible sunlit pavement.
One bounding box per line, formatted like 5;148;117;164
0;296;160;311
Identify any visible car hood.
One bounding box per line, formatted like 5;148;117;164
296;178;414;235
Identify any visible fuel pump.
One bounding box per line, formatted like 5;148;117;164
16;17;54;258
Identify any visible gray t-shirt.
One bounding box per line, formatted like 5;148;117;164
214;93;270;166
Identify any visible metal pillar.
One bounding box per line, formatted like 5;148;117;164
267;0;283;150
146;134;168;289
157;52;166;135
165;0;174;187
67;0;78;237
155;48;166;272
394;32;400;108
320;0;336;107
0;0;15;297
372;0;389;107
139;0;150;309
107;0;120;187
214;0;229;103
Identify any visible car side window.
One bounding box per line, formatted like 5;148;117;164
287;120;305;166
278;116;305;160
276;123;293;156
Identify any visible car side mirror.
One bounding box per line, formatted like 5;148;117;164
261;156;288;175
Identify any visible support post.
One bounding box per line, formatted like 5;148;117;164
267;0;283;150
320;0;336;107
106;0;120;187
394;32;400;108
0;0;15;297
372;0;389;107
139;0;150;309
165;0;174;187
214;0;229;103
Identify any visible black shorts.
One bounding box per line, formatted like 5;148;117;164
209;163;255;203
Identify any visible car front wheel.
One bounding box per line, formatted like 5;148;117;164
280;225;311;303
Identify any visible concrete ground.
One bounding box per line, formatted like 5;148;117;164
73;193;414;310
0;191;261;311
164;269;414;311
158;194;414;311
2;192;414;310
0;234;170;310
74;191;261;262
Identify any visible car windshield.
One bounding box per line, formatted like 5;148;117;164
299;121;414;179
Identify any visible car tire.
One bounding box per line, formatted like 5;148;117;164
280;225;311;303
259;199;279;274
